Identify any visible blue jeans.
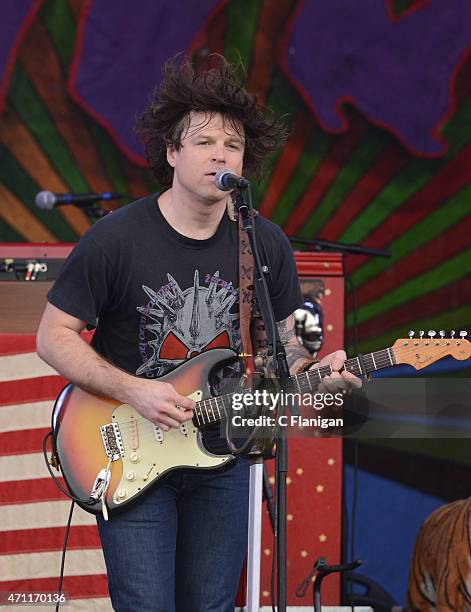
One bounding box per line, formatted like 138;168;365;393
97;458;250;611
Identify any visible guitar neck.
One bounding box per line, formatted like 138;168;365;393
294;346;396;393
192;347;396;429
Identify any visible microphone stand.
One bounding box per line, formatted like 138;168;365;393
235;187;294;612
288;236;390;258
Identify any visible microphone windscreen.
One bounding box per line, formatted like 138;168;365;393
214;169;233;191
35;191;56;210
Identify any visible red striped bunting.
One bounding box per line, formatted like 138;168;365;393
0;478;66;505
0;376;66;405
0;428;51;455
0;334;37;356
0;334;110;606
0;526;101;555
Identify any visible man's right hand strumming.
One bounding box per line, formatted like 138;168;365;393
128;379;195;431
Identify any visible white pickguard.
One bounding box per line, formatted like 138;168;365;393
110;391;232;505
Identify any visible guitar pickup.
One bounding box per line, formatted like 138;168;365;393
100;422;124;461
154;425;164;443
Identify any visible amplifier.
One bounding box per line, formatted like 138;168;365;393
0;243;74;333
0;243;73;282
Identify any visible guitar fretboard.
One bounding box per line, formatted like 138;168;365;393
192;347;396;428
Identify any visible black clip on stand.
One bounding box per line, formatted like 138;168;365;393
234;185;295;612
296;557;362;612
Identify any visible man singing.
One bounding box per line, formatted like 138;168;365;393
37;57;360;611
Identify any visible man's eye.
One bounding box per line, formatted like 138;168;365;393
197;141;210;145
227;143;240;150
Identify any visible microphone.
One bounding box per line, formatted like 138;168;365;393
214;169;250;191
35;191;124;210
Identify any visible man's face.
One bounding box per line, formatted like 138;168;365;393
167;111;245;203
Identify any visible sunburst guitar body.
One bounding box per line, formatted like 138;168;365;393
51;348;237;515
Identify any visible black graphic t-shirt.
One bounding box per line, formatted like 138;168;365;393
47;194;302;380
48;194;302;453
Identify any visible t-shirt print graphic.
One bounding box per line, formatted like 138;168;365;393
136;270;239;377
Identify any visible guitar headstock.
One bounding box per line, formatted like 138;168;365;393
392;330;470;370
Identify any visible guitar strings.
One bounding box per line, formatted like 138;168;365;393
107;342;464;429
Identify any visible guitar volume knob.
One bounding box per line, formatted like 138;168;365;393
130;452;140;463
125;471;136;481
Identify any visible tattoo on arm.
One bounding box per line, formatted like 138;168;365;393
277;317;296;344
275;314;316;374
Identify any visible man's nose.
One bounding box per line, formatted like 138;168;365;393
211;142;226;161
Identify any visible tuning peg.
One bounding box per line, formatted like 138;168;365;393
439;330;446;338
450;330;456;339
459;331;467;339
428;330;436;338
419;330;425;339
408;330;415;338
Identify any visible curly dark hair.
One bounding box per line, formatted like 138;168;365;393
134;56;288;186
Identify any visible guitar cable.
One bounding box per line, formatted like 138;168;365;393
54;500;75;612
42;431;99;610
42;430;97;506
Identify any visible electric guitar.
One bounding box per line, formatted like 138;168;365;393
49;332;470;516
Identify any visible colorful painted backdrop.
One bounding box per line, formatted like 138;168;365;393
1;0;471;605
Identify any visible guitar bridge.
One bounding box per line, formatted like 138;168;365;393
100;422;124;461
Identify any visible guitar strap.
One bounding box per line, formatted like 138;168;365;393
237;209;267;376
234;207;279;459
236;205;316;378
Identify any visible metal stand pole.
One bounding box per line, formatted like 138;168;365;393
246;457;264;612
